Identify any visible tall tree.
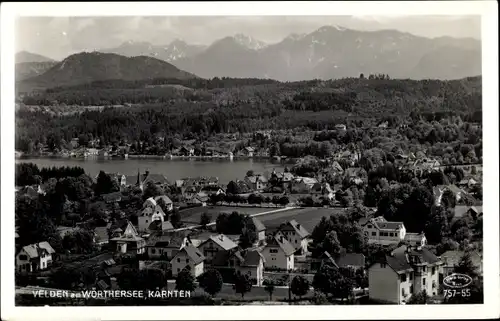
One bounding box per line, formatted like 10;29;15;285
198;269;223;297
175;269;196;292
263;278;276;301
290;275;310;299
233;271;253;299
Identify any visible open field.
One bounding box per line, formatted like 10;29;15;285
258;207;348;232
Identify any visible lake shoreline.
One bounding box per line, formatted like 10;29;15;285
15;157;288;183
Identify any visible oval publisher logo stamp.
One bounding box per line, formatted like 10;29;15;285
443;273;473;289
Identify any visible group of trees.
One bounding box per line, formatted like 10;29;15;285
16;76;482;161
209;189;289;207
215;212;257;248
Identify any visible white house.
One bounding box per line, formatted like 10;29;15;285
311;182;335;200
248;217;267;246
197;234;238;265
404;232;427;247
108;220;146;254
146;233;190;260
138;205;166;232
291;177;318;193
170;243;205;278
143;195;173;212
362;216;406;246
212;249;266;286
277;220;310;254
16;242;55;273
368;245;442;304
244;174;268;191
154;195;174;212
262;234;295;270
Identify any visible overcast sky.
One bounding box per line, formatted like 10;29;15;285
16;15;481;60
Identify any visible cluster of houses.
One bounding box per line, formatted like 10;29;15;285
14;156;483;303
16;197;483;305
242;169;336;200
139;217;312;286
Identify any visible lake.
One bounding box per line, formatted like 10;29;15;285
16;158;285;183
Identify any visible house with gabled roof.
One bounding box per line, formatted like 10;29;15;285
277;220;310;254
197;234;238;265
240;146;255;158
361;216;406;246
138;203;166;232
247;217;266;246
136;170;170;191
170;243;205;278
454;205;483;220
212;248;266;285
244;174;268;192
311;182;335;200
147;220;174;234
291;177;319;193
108;220;146;254
145;232;190;260
368;245;443;304
16;242;55;273
404;232;427;247
262;234;295;270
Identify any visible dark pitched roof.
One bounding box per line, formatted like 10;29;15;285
250;217;266;232
108;219;131;233
212;248;265;267
241;249;265;267
174;244;205;265
266;234;295;256
203;234;238;251
21;242;55;258
146;232;187;248
335;253;365;268
148;220;174;232
142;173;169;185
381;245;441;273
281;220;309;238
375;221;404;230
211;250;232;267
154;195;173;205
319;251;339;268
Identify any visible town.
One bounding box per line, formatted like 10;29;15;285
12;13;485;309
15;141;483;305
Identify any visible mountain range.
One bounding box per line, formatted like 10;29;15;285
100;25;481;81
15;51;58;81
17;52;197;90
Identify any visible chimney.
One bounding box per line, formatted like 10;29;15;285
296;223;301;229
219;235;224;241
145;170;150;176
280;236;284;243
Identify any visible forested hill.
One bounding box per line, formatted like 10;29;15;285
16;76;482;154
17;52;198;91
20;75;482;117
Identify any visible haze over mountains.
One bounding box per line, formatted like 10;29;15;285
99;25;482;81
16;25;481;87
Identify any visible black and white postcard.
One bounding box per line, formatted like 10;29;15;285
1;1;498;320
